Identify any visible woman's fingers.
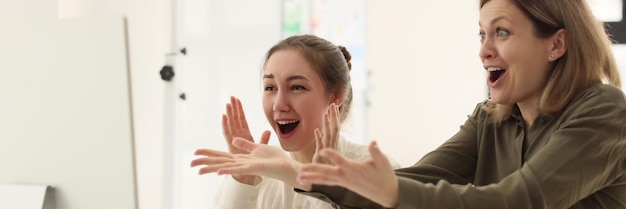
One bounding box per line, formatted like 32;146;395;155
225;103;235;129
216;163;256;175
367;141;389;167
322;111;330;148
229;96;240;128
259;130;271;145
319;148;350;166
221;114;233;140
190;156;234;167
194;148;232;158
198;162;239;174
315;129;323;151
322;103;340;149
233;97;249;130
232;137;258;152
191;148;234;168
330;103;339;141
298;163;343;184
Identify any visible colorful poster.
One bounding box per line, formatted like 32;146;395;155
282;0;306;37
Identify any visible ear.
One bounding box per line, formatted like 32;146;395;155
330;93;343;108
547;28;567;61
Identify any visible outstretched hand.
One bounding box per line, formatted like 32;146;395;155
312;103;340;164
298;141;399;208
191;137;309;190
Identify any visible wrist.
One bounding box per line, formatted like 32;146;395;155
379;175;399;208
284;161;312;191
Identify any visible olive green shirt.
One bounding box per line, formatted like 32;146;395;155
297;84;626;209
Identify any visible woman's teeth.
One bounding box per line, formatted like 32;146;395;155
487;67;504;72
277;120;299;125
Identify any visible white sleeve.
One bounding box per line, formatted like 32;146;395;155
213;175;262;209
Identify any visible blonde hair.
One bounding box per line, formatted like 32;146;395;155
480;0;622;123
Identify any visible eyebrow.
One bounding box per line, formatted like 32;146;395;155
262;74;309;81
479;16;507;27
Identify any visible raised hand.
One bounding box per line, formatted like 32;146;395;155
298;141;399;208
312;103;340;164
222;96;270;154
220;96;271;184
191;137;309;190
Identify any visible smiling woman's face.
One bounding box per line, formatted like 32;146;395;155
262;49;332;152
479;0;553;106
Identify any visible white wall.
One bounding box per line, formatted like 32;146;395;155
365;1;486;167
2;0;171;208
56;1;173;209
175;1;282;209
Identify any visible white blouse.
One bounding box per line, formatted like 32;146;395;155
213;137;400;209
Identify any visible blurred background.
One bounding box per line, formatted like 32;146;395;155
3;0;624;208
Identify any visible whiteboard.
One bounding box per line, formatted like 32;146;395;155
0;16;137;209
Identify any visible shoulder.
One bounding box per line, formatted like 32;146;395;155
563;84;626;115
554;84;626;134
466;100;494;125
576;84;625;103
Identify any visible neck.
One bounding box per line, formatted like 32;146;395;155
290;142;316;163
517;100;540;133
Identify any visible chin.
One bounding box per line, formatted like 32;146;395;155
489;96;514;105
277;140;299;152
279;139;316;154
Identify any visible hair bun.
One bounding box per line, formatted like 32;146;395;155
337;46;352;71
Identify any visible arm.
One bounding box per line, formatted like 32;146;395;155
295;103;483;208
298;87;626;209
390;95;626;209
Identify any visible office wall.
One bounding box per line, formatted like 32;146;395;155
366;1;486;167
2;0;171;208
57;1;173;209
175;1;282;208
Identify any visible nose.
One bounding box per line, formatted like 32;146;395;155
478;38;496;62
272;90;291;112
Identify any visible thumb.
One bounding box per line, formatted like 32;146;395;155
368;140;388;165
259;130;271;145
233;137;257;152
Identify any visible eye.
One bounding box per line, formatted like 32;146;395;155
496;28;509;37
478;31;486;42
264;85;276;92
291;85;306;91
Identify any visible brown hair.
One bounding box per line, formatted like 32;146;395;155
263;34;353;123
480;0;621;122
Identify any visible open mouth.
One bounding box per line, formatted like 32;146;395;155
277;120;300;135
488;67;506;82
